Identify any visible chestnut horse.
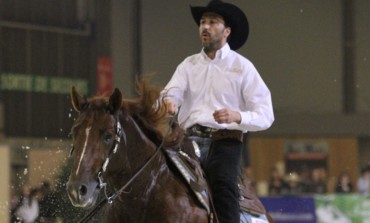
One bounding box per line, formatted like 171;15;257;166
66;80;272;223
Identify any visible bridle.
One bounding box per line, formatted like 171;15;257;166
78;113;172;223
96;117;124;200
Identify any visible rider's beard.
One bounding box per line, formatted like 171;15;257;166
202;39;223;54
201;29;225;53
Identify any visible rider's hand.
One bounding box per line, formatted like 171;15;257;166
164;99;177;115
213;108;241;124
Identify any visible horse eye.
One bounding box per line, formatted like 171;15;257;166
103;134;113;144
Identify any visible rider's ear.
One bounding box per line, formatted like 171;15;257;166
71;86;88;112
109;88;122;114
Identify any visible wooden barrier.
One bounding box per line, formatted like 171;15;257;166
249;136;358;195
0;145;10;223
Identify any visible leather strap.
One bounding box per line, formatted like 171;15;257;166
186;124;243;142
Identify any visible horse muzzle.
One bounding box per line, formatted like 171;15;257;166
66;178;100;209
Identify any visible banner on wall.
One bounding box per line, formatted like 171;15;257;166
261;194;370;223
315;194;370;223
260;196;316;223
0;73;88;94
97;57;112;96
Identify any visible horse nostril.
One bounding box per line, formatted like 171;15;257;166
79;185;88;196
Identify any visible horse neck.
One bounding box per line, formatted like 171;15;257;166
108;114;167;191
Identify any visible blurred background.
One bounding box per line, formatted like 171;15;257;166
0;0;369;222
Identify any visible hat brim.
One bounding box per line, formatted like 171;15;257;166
190;2;249;50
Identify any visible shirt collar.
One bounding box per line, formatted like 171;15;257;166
201;43;231;60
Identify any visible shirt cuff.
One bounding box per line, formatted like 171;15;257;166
239;111;251;129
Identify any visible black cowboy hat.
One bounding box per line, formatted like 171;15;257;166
190;0;249;50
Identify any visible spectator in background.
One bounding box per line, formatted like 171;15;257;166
298;167;312;194
14;183;39;223
357;165;370;197
335;172;353;193
285;172;303;195
308;167;327;194
242;165;256;193
268;167;288;195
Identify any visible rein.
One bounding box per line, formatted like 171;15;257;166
78;114;174;223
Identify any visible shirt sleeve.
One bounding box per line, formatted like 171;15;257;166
239;65;274;132
161;61;188;106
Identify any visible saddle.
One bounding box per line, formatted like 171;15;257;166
163;125;267;218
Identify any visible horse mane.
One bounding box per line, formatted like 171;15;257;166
122;76;183;146
84;76;183;147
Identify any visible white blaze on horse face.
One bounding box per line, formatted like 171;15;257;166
75;126;92;175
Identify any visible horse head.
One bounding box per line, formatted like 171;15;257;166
66;79;186;212
66;87;124;209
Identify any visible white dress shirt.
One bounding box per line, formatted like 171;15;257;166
163;43;274;132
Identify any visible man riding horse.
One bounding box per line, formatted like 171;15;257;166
66;1;274;222
163;0;274;222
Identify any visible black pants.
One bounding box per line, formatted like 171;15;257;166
204;139;243;223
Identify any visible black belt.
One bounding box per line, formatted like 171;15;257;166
186;124;243;142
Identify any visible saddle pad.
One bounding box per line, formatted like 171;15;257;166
239;183;267;215
240;210;269;223
164;149;211;214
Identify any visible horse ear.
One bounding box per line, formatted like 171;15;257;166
109;88;122;114
71;86;87;112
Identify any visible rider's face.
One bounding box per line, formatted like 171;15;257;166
199;12;231;51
